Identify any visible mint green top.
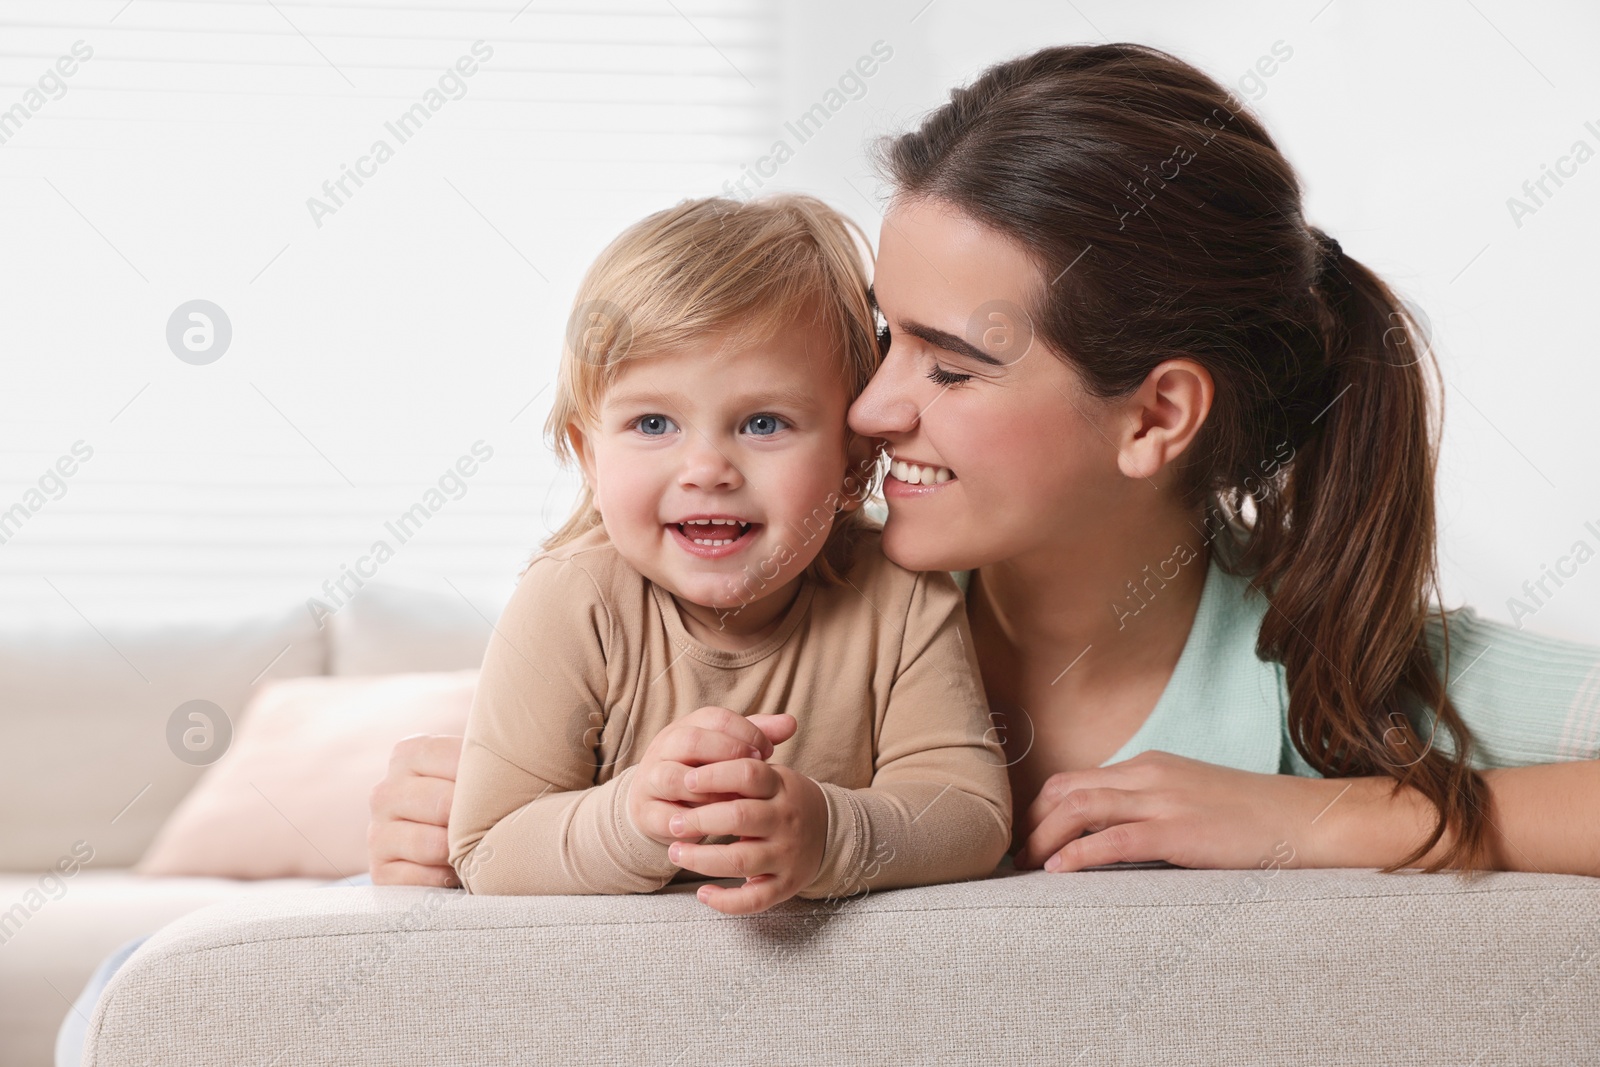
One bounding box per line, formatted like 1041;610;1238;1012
948;556;1600;775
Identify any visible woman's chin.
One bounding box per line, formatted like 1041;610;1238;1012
880;521;972;575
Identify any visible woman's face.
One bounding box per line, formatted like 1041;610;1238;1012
848;197;1124;574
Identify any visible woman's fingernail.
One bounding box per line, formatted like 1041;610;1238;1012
669;815;685;835
1044;854;1062;872
668;843;681;862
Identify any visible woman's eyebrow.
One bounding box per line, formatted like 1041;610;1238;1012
897;319;1006;367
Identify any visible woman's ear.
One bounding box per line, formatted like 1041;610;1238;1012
1114;358;1213;482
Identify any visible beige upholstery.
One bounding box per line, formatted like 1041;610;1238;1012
0;584;495;1067
0;871;325;1066
326;581;497;678
0;607;325;872
82;866;1600;1065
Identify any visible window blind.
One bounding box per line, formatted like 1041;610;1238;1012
0;0;780;623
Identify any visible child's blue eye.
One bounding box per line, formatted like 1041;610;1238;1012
742;413;788;436
632;414;677;436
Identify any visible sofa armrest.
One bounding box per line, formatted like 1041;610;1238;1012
85;868;1600;1066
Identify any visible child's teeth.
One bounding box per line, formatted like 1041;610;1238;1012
680;518;752;546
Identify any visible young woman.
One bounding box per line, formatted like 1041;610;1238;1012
370;42;1600;886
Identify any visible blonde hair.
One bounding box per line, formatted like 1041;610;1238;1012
541;193;883;586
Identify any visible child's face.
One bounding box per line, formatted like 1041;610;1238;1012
574;317;861;616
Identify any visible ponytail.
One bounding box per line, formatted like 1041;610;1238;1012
1246;230;1493;874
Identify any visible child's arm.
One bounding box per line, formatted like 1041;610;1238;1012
446;557;771;894
798;569;1012;897
671;570;1013;908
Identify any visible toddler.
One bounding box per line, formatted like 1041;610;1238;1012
446;194;1010;915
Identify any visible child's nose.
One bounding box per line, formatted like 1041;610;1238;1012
676;434;744;490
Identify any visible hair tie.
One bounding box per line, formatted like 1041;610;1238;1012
1314;230;1344;273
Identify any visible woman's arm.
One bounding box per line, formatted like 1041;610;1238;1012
1344;606;1600;876
1015;751;1600;876
1020;605;1600;876
1324;761;1600;876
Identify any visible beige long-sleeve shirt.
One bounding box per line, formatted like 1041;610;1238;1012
446;522;1011;900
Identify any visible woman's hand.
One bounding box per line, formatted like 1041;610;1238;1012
664;755;829;915
1014;749;1372;873
368;733;466;887
624;706;795;846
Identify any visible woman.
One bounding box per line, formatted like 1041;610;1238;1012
371;43;1600;885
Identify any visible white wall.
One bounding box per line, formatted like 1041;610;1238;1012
3;0;1596;645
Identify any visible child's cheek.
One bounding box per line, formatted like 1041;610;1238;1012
593;452;659;531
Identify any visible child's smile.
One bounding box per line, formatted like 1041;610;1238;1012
667;515;761;559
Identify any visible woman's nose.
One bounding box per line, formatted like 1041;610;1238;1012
848;355;920;438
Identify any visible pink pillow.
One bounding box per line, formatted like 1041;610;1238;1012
136;670;477;880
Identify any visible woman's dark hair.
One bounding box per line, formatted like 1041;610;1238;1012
876;43;1490;873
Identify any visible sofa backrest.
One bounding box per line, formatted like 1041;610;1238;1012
0;607;326;871
0;582;501;871
326;581;501;677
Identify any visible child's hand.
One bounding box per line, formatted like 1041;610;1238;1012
664;749;829;915
625;706;793;846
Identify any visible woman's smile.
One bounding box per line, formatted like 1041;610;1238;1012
886;454;956;486
883;453;958;497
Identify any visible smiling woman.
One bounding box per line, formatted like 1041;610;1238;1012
845;41;1600;879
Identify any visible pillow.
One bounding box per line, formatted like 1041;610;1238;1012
135;670;477;880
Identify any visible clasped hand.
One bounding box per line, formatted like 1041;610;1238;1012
624;705;828;915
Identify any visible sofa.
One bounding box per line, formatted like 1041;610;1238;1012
81;865;1600;1065
0;583;497;1067
7;585;1599;1066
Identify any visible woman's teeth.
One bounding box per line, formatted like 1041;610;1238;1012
891;460;954;485
677;519;752;545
